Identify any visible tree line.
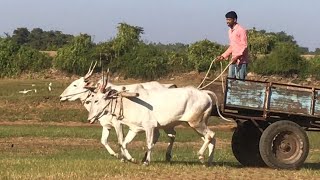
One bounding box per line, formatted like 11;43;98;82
1;23;320;79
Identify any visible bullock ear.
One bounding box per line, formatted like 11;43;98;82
104;86;111;93
84;86;96;92
84;82;97;92
103;93;109;99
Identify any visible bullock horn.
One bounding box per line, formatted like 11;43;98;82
120;92;139;98
100;71;106;92
106;68;110;86
84;61;97;80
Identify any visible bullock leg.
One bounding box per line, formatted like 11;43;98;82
101;127;119;158
143;128;155;166
190;122;215;165
207;136;216;166
142;128;160;163
121;130;138;163
112;120;124;160
163;128;176;162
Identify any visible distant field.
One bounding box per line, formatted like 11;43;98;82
1;79;320;179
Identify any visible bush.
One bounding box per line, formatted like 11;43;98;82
250;42;305;76
15;46;52;72
305;56;320;79
166;51;193;73
53;34;96;75
188;40;225;72
109;44;168;80
0;39;52;77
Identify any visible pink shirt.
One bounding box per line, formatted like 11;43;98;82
222;24;249;64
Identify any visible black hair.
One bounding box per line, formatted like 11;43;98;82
225;11;237;19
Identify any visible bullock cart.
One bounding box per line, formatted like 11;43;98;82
207;78;320;169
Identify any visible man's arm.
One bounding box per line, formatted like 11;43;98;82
217;46;232;61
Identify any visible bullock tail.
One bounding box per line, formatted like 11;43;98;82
202;90;233;122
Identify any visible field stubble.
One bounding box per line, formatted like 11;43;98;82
1;79;320;179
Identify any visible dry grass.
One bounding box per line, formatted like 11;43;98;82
1;79;320;179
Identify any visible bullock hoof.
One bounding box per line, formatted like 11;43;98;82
142;161;150;166
130;158;137;164
141;152;147;162
199;155;205;164
120;158;126;163
165;153;172;162
207;162;214;167
114;153;120;159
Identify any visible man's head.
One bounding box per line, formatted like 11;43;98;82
225;11;237;28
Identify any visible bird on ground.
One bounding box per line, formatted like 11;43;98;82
19;89;33;94
48;82;52;91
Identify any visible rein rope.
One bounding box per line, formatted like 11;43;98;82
62;90;90;99
197;57;234;122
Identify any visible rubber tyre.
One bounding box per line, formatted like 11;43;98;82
259;120;309;169
232;121;266;167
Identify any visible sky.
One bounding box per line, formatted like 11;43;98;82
0;0;319;51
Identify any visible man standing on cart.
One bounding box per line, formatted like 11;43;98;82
217;11;249;80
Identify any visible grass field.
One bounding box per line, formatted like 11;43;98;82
1;79;320;179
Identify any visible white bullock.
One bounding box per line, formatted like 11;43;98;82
59;64;177;160
87;83;217;166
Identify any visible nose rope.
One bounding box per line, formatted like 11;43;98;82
81;91;92;105
61;90;90;99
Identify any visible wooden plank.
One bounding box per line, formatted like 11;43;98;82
269;85;312;115
314;90;320;116
225;80;266;109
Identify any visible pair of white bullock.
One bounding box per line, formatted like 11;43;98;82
60;64;219;166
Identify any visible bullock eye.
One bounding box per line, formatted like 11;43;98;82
94;100;98;103
73;85;77;87
85;101;90;104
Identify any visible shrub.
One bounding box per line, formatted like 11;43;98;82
53;34;96;75
250;42;305;76
188;40;225;72
305;56;320;79
0;39;52;77
109;44;168;80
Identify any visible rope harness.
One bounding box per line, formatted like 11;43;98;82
105;91;126;120
197;57;234;122
81;91;93;105
197;58;233;90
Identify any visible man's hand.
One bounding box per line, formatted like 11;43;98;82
231;55;241;64
216;56;225;61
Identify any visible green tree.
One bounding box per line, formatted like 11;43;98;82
314;48;320;55
109;43;168;80
28;28;44;50
113;23;144;58
188;40;224;72
248;28;277;59
0;38;52;77
12;27;30;46
250;42;305;76
0;39;21;77
53;34;96;75
15;46;52;73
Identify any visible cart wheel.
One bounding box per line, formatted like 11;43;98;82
232;121;266;167
259;120;309;169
